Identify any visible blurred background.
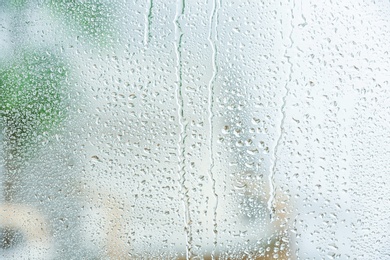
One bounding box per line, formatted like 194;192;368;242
0;0;389;259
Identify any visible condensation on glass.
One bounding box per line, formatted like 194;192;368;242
0;0;389;259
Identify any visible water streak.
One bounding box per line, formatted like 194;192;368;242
207;0;220;258
173;0;192;258
144;0;153;45
268;0;295;221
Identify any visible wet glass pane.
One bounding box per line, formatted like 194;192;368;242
0;0;389;259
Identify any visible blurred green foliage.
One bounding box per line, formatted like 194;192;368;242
47;0;113;45
0;0;114;156
0;50;67;154
8;0;28;10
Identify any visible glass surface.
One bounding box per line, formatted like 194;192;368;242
0;0;389;259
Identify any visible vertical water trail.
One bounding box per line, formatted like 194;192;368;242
207;0;220;258
144;0;153;45
268;0;295;221
173;0;192;258
299;0;307;27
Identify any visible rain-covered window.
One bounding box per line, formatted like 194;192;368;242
0;0;389;259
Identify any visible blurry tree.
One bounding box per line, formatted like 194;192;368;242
0;0;113;249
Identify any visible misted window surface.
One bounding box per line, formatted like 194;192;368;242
0;0;389;259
